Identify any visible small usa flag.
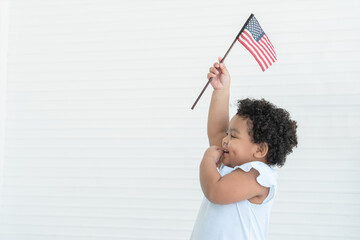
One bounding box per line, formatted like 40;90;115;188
238;15;277;71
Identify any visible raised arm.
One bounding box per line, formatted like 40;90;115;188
207;57;231;147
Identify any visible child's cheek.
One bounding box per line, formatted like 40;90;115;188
228;143;236;156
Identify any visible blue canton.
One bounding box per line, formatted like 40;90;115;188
245;16;265;42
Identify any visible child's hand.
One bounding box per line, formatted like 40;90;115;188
207;57;230;90
203;146;224;164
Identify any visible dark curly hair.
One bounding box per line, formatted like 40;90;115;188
236;98;298;167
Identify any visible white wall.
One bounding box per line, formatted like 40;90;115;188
0;0;359;239
0;0;9;209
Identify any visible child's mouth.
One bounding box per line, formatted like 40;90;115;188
223;150;229;154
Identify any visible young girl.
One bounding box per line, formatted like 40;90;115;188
190;57;298;240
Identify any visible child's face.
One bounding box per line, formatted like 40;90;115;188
221;115;258;168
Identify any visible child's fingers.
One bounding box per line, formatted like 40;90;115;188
215;146;226;152
216;57;227;70
210;146;226;154
219;62;226;70
219;62;229;75
207;72;216;80
209;67;219;75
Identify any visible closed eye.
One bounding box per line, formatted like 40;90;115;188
225;131;236;139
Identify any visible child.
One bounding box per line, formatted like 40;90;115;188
190;57;298;240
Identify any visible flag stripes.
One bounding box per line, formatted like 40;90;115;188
263;35;276;59
237;15;276;71
238;30;276;71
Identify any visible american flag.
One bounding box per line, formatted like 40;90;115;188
238;15;276;71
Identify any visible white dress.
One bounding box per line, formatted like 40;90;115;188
190;161;278;240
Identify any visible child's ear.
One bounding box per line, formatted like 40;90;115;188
254;142;268;159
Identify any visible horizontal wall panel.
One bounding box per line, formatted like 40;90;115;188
1;0;359;239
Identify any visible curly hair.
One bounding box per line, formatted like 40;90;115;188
236;98;298;167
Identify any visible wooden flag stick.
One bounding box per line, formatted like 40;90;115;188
191;13;254;110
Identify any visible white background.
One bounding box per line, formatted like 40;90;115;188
0;0;359;239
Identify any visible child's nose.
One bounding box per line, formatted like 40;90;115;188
222;137;228;148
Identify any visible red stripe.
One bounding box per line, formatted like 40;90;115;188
257;36;275;62
259;38;276;61
264;35;275;51
242;31;269;69
238;36;265;71
242;31;272;67
262;35;276;55
258;39;275;63
245;33;273;66
264;35;276;58
261;38;276;60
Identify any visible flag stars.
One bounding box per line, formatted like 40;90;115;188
246;17;265;42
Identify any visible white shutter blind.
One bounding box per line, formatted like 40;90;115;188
0;0;359;239
0;0;10;210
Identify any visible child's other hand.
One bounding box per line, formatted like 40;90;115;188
203;146;224;164
207;57;230;90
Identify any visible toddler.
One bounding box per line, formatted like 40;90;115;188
190;57;298;240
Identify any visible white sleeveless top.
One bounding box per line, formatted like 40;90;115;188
190;161;278;240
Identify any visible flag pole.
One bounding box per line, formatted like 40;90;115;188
191;13;254;110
